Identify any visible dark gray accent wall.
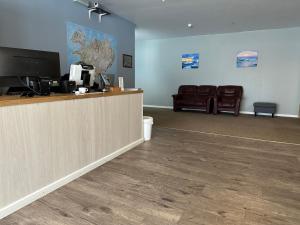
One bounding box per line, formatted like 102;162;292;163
0;0;135;87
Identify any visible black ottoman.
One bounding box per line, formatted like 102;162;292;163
253;102;277;118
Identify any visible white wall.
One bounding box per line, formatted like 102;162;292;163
136;27;300;116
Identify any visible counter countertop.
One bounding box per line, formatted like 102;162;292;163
0;89;143;107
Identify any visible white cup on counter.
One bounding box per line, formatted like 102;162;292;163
78;87;88;94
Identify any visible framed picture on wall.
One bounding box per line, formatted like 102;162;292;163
123;54;133;68
236;51;258;68
182;53;199;69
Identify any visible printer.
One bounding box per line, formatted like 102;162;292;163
69;62;96;87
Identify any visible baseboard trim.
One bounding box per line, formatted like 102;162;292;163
144;105;173;109
240;111;298;118
0;138;144;220
143;105;299;118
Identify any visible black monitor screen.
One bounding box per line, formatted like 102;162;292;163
0;46;61;87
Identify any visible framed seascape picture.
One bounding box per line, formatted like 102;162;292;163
236;51;258;68
123;54;133;68
182;53;199;69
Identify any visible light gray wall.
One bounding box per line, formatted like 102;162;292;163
298;75;300;116
0;0;135;87
136;27;300;116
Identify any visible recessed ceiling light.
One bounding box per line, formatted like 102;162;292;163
162;0;166;2
188;23;193;28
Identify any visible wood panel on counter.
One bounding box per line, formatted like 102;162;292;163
0;90;143;107
0;91;143;218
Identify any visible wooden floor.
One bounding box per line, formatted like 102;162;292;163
1;126;299;225
144;107;300;144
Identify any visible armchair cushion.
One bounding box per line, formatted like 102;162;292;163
178;85;198;94
175;94;196;105
198;85;217;97
218;97;237;108
214;85;243;115
193;97;210;107
173;85;216;113
217;86;243;98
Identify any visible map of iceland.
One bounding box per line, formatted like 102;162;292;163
67;22;117;74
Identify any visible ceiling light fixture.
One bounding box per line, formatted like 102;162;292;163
188;23;193;28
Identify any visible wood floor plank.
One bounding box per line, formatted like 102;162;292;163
1;127;299;225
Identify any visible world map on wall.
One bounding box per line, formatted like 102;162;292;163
67;22;117;74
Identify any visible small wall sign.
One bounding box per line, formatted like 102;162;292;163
123;54;133;68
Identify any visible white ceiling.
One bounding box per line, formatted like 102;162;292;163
103;0;300;40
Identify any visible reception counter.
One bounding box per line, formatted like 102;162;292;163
0;90;144;219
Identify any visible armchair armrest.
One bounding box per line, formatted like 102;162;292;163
172;94;183;112
205;96;214;113
172;94;183;100
213;96;218;115
234;97;242;116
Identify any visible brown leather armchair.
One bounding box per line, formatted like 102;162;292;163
172;85;216;113
214;86;243;116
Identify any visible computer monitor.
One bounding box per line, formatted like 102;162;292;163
0;46;61;88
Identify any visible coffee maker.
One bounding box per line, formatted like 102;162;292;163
69;63;96;87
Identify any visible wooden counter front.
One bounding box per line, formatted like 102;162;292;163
0;89;143;107
0;90;144;219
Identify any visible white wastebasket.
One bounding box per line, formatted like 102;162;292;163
143;116;153;141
